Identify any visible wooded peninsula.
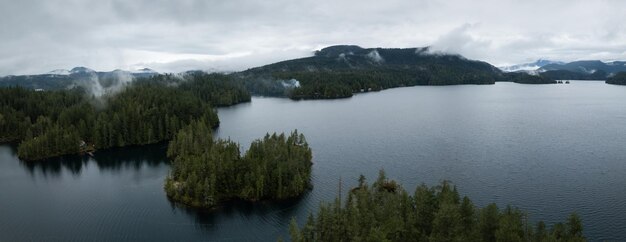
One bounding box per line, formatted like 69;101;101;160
0;72;250;161
288;171;585;242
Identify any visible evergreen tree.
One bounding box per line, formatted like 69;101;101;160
288;172;587;242
165;125;312;208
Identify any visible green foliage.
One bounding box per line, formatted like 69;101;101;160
288;171;586;242
0;87;86;143
177;72;251;106
164;123;312;208
1;73;250;160
17;124;81;160
92;83;219;150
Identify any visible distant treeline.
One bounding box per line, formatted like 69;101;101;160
271;71;555;99
606;72;626;85
0;73;250;160
0;46;569;101
165;122;312;208
288;171;585;242
7;45;626;101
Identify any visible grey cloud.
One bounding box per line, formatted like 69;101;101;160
1;0;625;75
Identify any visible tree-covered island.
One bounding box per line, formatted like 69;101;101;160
164;121;313;208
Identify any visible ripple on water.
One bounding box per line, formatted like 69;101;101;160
2;82;626;241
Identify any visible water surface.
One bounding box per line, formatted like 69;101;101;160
1;81;625;241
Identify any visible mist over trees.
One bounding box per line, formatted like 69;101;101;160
288;171;585;242
0;73;250;160
240;45;555;99
0;45;566;101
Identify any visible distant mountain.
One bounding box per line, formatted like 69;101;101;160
537;60;626;79
0;67;159;90
499;59;564;72
0;46;557;99
539;69;608;81
244;45;501;75
239;45;552;99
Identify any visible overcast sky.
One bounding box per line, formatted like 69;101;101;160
1;0;625;75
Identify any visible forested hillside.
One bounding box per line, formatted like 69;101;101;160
240;45;554;99
504;72;555;84
288;171;585;242
1;46;559;100
0;73;250;160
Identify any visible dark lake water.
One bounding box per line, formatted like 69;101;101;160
1;81;626;241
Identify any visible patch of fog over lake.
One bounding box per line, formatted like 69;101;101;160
1;81;625;241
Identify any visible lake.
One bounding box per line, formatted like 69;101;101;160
1;81;625;241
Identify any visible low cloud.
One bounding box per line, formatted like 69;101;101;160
366;50;384;63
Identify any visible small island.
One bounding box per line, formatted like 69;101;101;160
164;121;312;208
288;171;585;242
606;72;626;85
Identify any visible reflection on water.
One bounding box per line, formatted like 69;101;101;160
18;143;169;178
2;82;626;241
0;141;305;241
168;194;309;232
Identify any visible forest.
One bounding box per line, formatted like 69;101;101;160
240;45;555;99
0;72;250;160
275;68;495;100
164;122;313;208
0;45;565;100
288;171;585;242
277;70;560;99
606;72;626;85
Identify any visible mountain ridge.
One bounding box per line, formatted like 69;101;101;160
538;60;626;79
239;45;551;99
0;45;555;98
0;67;160;90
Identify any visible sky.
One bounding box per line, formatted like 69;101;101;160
1;0;625;75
